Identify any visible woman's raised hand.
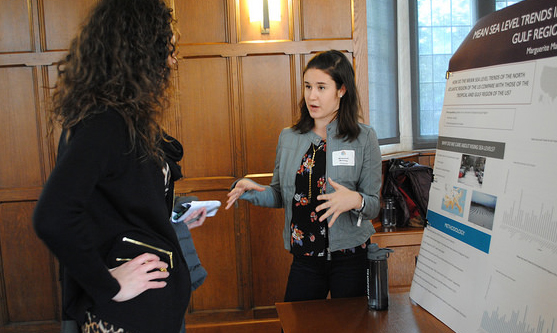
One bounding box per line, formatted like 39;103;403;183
225;179;265;210
316;178;363;227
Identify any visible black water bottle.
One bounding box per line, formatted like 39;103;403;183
367;243;394;311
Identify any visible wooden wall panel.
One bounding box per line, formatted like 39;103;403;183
0;202;58;323
176;57;233;178
0;0;31;52
175;0;227;44
43;0;97;51
249;205;291;307
45;65;63;169
386;245;420;289
301;0;352;40
241;55;293;174
0;67;43;189
184;191;240;311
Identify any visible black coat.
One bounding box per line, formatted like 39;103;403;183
33;109;191;333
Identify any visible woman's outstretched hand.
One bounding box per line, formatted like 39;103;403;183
110;253;169;302
225;179;265;210
316;178;363;227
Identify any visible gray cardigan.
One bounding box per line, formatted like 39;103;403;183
238;120;382;252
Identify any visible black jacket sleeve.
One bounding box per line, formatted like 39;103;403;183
33;112;126;305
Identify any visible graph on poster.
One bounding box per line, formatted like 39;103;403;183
501;190;557;254
479;306;556;333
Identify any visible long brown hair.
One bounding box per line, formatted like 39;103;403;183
50;0;176;160
293;50;362;141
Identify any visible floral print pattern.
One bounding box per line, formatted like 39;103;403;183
291;224;304;247
291;140;328;257
294;193;309;207
82;312;131;333
290;140;368;258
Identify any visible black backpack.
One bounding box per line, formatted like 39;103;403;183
381;159;434;227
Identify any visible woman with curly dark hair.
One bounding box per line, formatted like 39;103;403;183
33;0;196;332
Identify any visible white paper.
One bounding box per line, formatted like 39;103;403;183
171;200;221;223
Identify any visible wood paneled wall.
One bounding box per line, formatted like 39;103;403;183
0;0;371;332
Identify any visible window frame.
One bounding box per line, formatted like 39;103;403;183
408;0;514;149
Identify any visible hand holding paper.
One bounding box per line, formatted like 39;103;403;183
171;200;221;224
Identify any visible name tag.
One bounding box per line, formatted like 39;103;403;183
332;150;355;166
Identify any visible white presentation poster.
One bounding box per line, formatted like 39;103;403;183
410;1;557;333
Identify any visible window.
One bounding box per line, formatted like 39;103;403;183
408;0;522;149
496;1;522;11
367;0;399;145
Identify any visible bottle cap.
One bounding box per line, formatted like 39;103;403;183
367;243;394;260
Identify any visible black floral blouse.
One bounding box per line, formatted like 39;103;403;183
290;140;369;258
291;140;328;257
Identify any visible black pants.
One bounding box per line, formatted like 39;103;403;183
283;252;368;302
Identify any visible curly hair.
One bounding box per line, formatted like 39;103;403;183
50;0;176;161
293;50;362;142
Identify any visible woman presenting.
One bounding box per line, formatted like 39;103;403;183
226;50;382;302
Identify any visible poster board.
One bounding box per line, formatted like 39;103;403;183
409;1;557;332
